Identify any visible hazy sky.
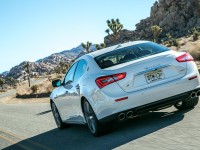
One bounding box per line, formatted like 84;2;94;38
0;0;156;73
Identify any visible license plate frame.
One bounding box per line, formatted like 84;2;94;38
145;69;165;83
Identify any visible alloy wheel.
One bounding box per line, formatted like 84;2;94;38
52;102;61;127
83;101;97;134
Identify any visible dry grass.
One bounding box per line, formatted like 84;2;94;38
178;38;187;46
16;79;54;96
188;41;200;61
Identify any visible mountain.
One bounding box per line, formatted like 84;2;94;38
105;0;200;46
6;44;96;79
0;71;9;77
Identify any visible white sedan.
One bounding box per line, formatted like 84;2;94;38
50;41;200;136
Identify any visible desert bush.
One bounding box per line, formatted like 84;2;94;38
31;85;38;94
193;32;199;41
189;42;200;61
166;33;179;47
192;28;199;41
188;27;200;41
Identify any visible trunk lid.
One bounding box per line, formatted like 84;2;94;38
108;51;187;93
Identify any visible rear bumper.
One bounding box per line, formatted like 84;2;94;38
99;88;200;123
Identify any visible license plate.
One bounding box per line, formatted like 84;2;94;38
145;69;164;83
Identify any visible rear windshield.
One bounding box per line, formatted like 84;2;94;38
95;42;169;69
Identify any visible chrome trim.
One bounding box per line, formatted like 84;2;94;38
135;64;172;76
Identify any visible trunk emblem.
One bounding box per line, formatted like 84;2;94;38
144;64;162;70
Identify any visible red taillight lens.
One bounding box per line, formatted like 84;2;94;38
95;73;126;89
176;53;194;62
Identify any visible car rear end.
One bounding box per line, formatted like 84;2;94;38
89;41;200;122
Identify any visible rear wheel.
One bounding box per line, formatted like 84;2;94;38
51;101;70;129
174;97;199;110
82;99;112;136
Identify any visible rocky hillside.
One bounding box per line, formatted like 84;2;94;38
6;45;95;79
105;0;200;46
0;71;9;77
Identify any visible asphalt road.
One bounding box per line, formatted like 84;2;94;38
0;99;200;150
0;90;16;100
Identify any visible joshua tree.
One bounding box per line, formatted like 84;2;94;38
106;18;123;42
105;29;110;35
106;18;123;36
151;25;163;43
81;41;92;53
96;43;106;50
24;62;31;87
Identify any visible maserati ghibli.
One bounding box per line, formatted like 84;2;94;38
50;41;200;136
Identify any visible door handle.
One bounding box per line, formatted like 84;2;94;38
76;84;80;90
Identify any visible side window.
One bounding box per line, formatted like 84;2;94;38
74;60;87;83
64;62;78;84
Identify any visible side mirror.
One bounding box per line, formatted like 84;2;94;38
52;79;62;87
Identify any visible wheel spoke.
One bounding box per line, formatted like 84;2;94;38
89;116;96;132
84;102;89;115
52;103;61;127
85;102;91;115
83;101;96;133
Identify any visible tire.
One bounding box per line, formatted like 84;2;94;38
51;101;70;129
174;97;199;110
82;99;112;136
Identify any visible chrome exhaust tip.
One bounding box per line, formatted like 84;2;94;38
118;113;125;121
190;92;196;98
126;111;133;118
196;90;200;97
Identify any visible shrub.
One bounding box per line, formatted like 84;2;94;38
166;33;179;47
193;31;199;41
31;85;38;94
188;27;200;41
189;42;200;61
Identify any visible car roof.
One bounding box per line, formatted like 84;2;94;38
88;40;149;58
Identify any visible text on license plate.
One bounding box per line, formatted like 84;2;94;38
145;69;164;83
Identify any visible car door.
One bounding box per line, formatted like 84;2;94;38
54;62;78;123
70;59;87;123
55;60;87;124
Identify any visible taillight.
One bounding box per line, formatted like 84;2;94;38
95;73;126;89
176;53;194;62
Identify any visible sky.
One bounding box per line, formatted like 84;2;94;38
0;0;156;73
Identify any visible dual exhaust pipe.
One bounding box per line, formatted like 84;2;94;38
190;90;200;98
118;90;200;121
118;111;134;121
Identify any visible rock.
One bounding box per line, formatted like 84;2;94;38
6;45;96;79
104;0;200;46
